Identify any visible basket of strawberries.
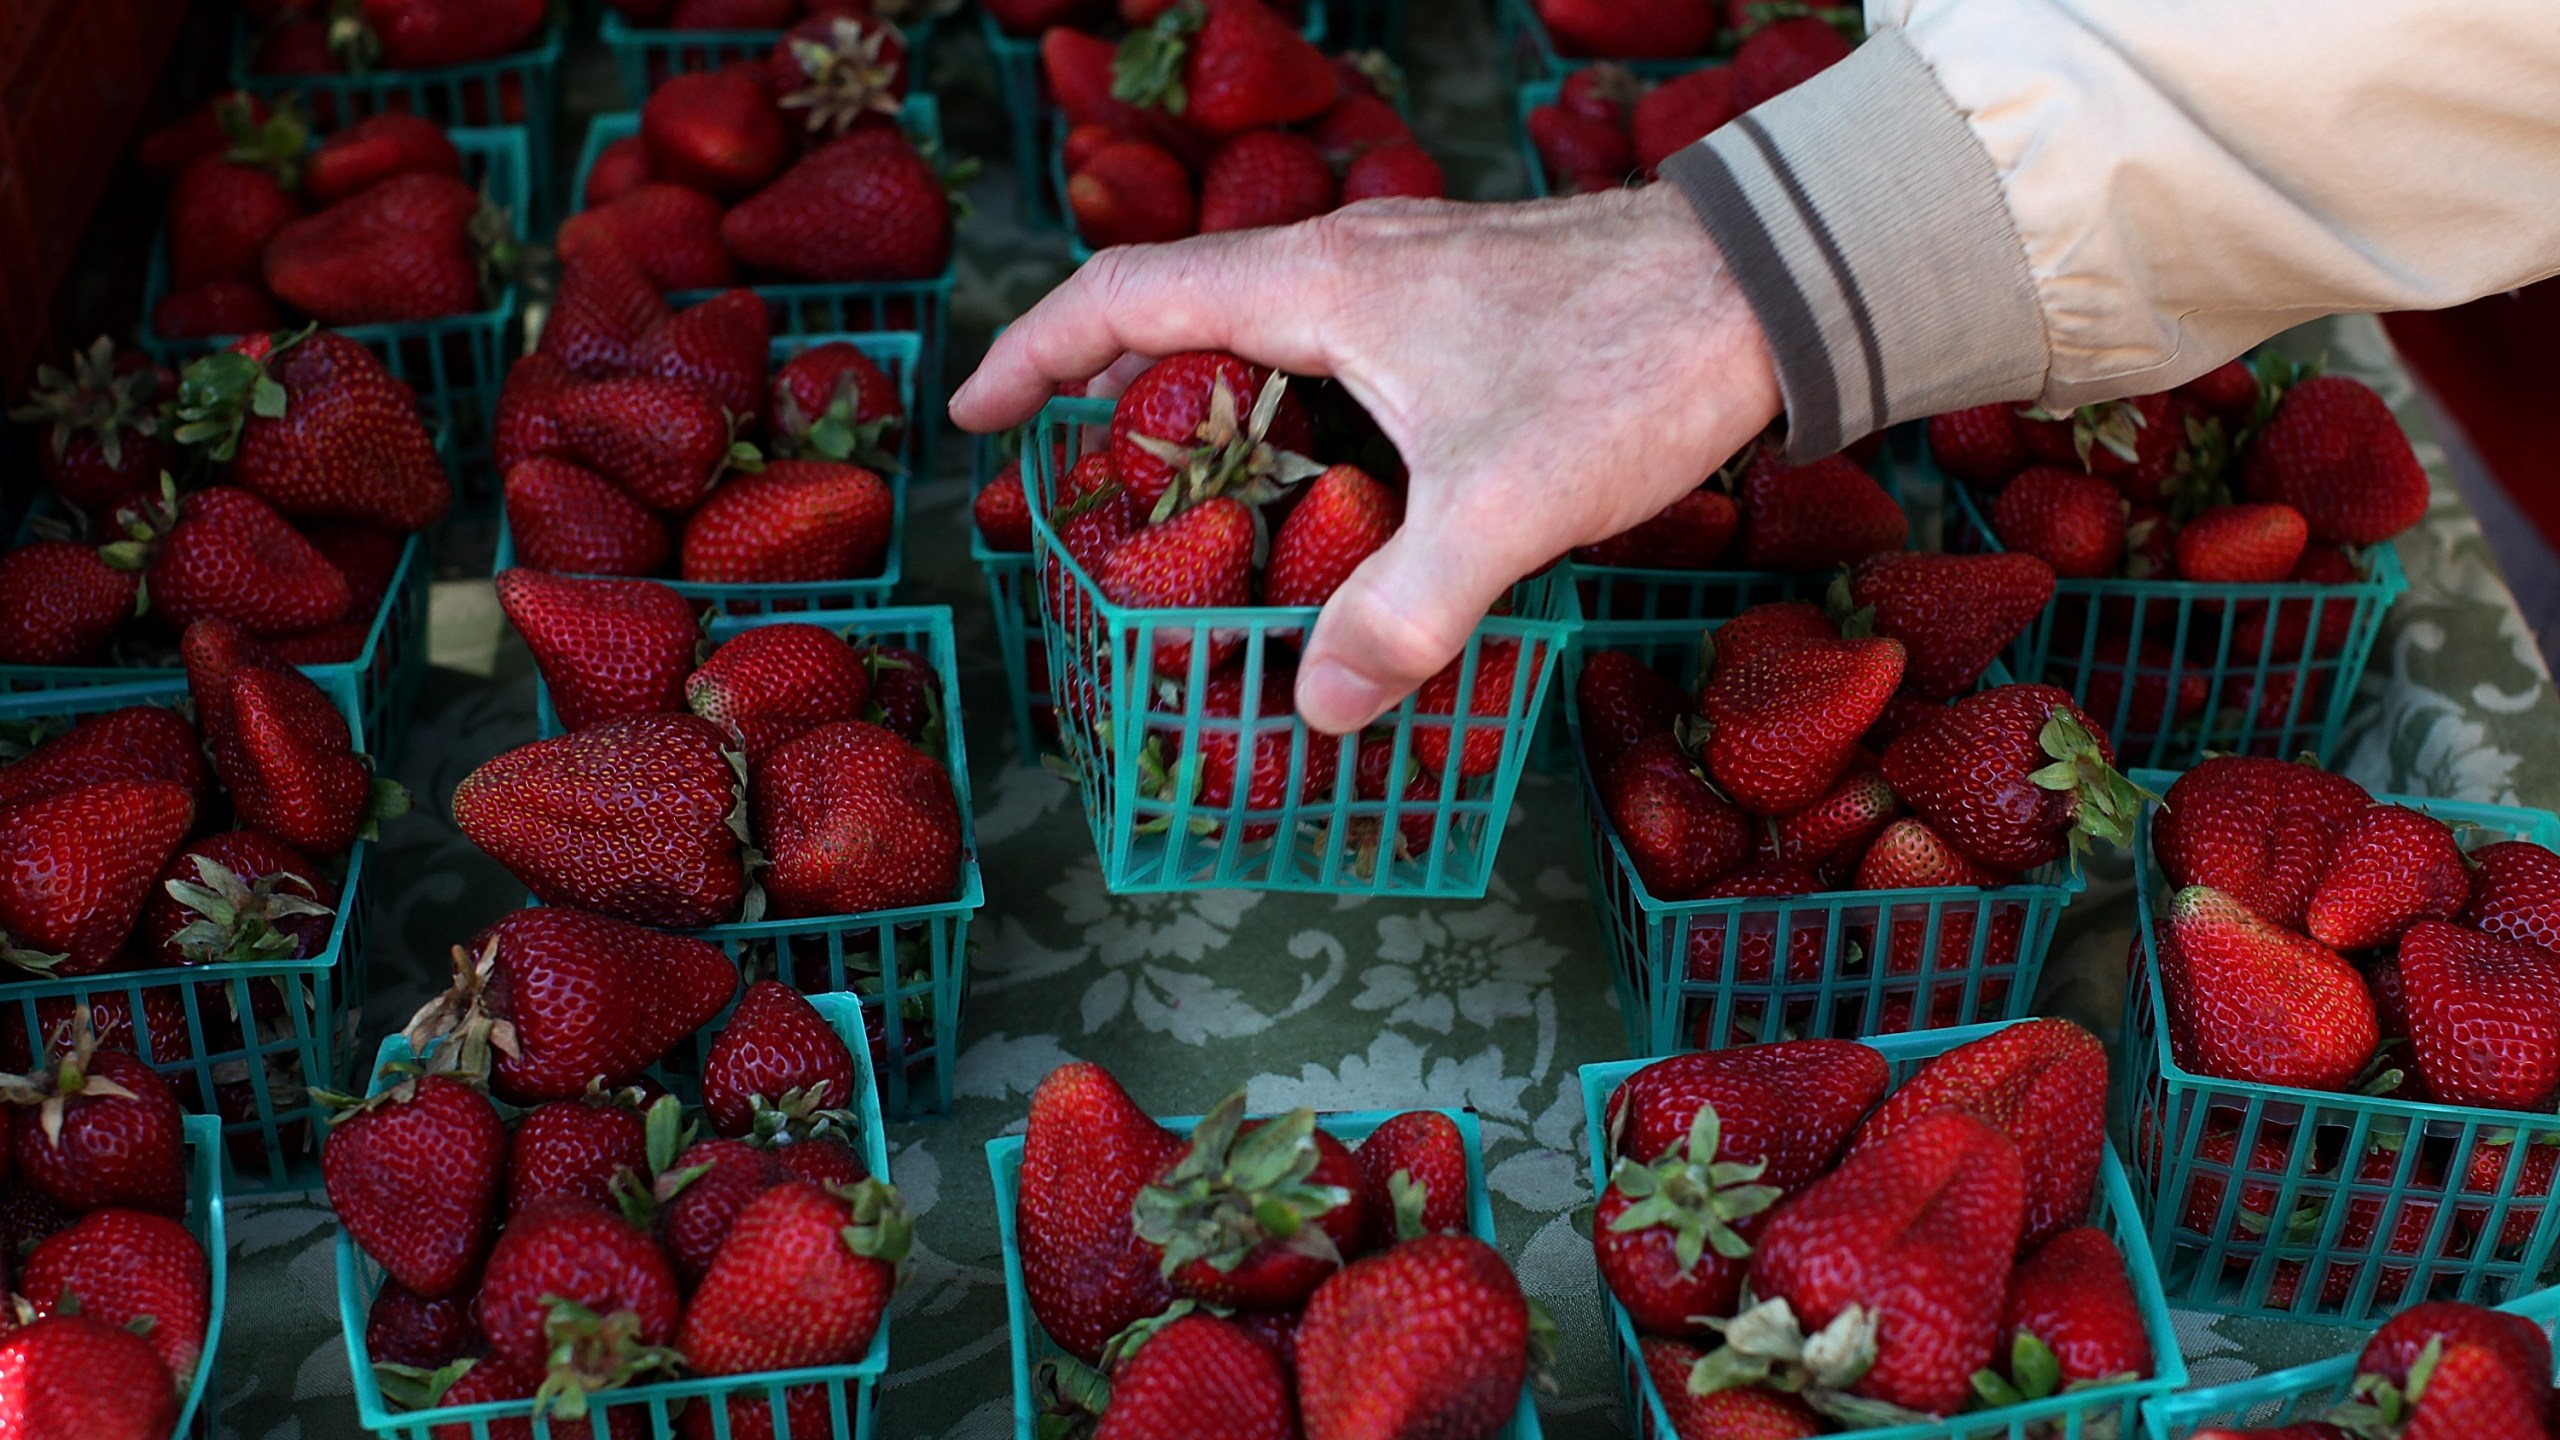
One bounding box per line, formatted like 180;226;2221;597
990;1061;1545;1438
2122;757;2560;1323
1021;354;1579;895
599;0;955;107
1925;356;2417;772
1567;552;2128;1053
0;1097;226;1438
1579;1020;2184;1440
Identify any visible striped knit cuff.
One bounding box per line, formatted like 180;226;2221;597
1661;31;2049;459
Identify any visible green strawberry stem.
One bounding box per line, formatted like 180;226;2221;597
1604;1102;1782;1276
837;1176;914;1264
164;855;336;965
172;325;318;463
1110;2;1202;113
1387;1169;1432;1242
533;1298;681;1419
1130;1090;1349;1278
1969;1331;2064;1408
372;1357;478;1413
2027;708;2156;858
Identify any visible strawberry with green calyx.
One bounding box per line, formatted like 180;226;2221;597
1128;368;1326;526
1881;684;2146;870
2326;1315;2552;1440
0;538;143;666
123;481;352;640
2012;395;2168;478
1851;1018;2105;1248
21;1207;212;1383
1112;0;1338;138
1645;1335;1821;1440
2;1017;191;1215
506;1088;662;1218
9;336;171;512
320;1070;507;1298
1020;1063;1186;1365
1971;1226;2150;1409
476;1198;682;1418
1604;1043;1889;1189
1349;1110;1469;1245
702;981;862;1139
1599;730;1751;900
678;1177;911;1375
1133;1090;1363;1310
1595;1102;1785;1339
150;845;336;966
2158;885;2378;1092
687;622;871;760
1696;635;1904;815
770;341;906;472
172;327;452;535
772;12;908;137
1050;1307;1296;1440
1111;353;1318;518
0;778;194;977
555;375;762;515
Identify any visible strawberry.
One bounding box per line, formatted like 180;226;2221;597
556;376;750;514
1046;26;1216;162
1845;552;2055;700
2462;839;2560;953
0;1315;180;1439
322;1073;506;1298
720;126;955;282
1574;488;1738;569
140;830;338;966
774;1134;866;1189
1070;139;1201;248
1881;683;2139;870
2070;631;2210;737
142;485;351;637
21;1208;210;1382
1927;405;2030;487
2303;804;2470;952
558;184;739;292
1560;63;1640;124
1199;129;1336;232
174;331;452;534
452;713;748;929
634;288;771;424
975;463;1035;551
1148;661;1340;840
1685;859;1833;991
2174;502;2309;584
9;336;170;511
751;720;962;918
2241;375;2430;545
503;458;672;576
0;780;193;975
858;644;942;748
303;113;460;206
702;981;861;1137
1110;353;1316;517
1527;103;1631;187
1724;1110;2023;1417
678;459;896;585
1412;637;1529;781
1538;0;1715;58
1266;464;1399;607
262;173;494;326
1601;732;1750;899
0;707;206;812
1698;635;1903;814
1308;90;1414;164
1989;468;2124;578
1640;1337;1822;1440
1853;816;2003;890
216;656;385;856
1063;121;1131;172
770;341;905;468
584;134;653;208
1097;497;1257;674
166;108;305;290
365;1278;481;1369
1573;650;1688;771
2151;755;2371;930
1632;67;1738;173
0;541;139;664
2342;1302;2552;1440
495;569;698;733
1596;1099;1785;1337
655;1138;785;1282
643;67;792;199
680;1177;909;1373
475;1198;680;1403
2157;885;2378;1092
539;243;670;379
505;1095;650;1216
335;0;546;68
1115;0;1339;138
1603;1043;1889;1189
1766;765;1899;876
494;354;578;474
766;12;908;134
1351;1110;1469;1243
1295;1233;1529;1440
2176;360;2261;421
687;622;871;758
2398;921;2560;1109
138;90;270;175
1735;452;1907;571
3;1025;187;1213
1340;142;1445;201
2455;1133;2560;1251
1133;1094;1366;1308
1728;16;1854;109
1079;1312;1294;1439
1715;601;1836;669
1018;1063;1184;1363
1977;1226;2151;1407
1852;1018;2106;1247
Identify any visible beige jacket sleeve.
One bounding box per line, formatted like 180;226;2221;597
1660;0;2560;458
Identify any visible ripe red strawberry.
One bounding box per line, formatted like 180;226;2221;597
771;341;905;468
1063;120;1132;172
1109;354;1316;517
1097;496;1257;674
1296;1233;1528;1440
322;1073;506;1298
654;1138;784;1283
1715;601;1835;670
2241;375;2430;545
687;623;871;758
432;908;737;1103
0;706;207;812
303;113;461;206
1756;764;1896;877
1640;1337;1821;1440
1575;488;1739;569
365;1278;481;1369
1882;683;2138;870
975;463;1035;552
3;1032;184;1213
1728;15;1853;109
1560;63;1639;124
1199;129;1336;232
679;1176;907;1375
1736;1110;2023;1416
0;541;138;664
556;376;749;514
219;656;383;856
2176;360;2261;421
1133;1095;1366;1308
1116;0;1338;137
2303;804;2470;952
2345;1302;2552;1440
1854;816;2003;889
140;830;338;966
558;183;740;292
9;337;170;511
166;111;305;290
1595;1097;1785;1337
495;569;698;733
702;981;861;1137
1018;1063;1185;1362
452;713;748;929
634;289;770;424
767;10;908;126
539;242;670;378
1982;1226;2151;1405
505;1095;649;1217
678;459;896;585
494;353;578;474
1266;464;1399;607
774;1134;866;1189
262;173;492;325
1735;452;1907;571
1697;635;1903;814
2398;921;2560;1109
476;1198;680;1401
2151;756;2371;930
137;90;271;175
858;643;942;748
503;458;672;577
1631;67;1737;173
721;126;955;282
1600;732;1750;899
1308;89;1414;163
1846;552;2055;700
1604;1043;1889;1188
2462;840;2560;953
337;0;545;68
1070;139;1201;248
143;485;351;637
1412;637;1530;780
1990;468;2125;578
1528;103;1631;188
0;779;193;975
1538;0;1715;58
176;330;451;534
20;1208;209;1382
2232;542;2367;662
1574;650;1687;771
1351;1110;1469;1243
1083;1312;1294;1439
1341;141;1445;201
1853;1018;2105;1247
1150;660;1340;840
0;1314;180;1439
643;67;792;199
751;720;961;918
2157;885;2378;1092
1928;405;2030;487
2175;502;2309;584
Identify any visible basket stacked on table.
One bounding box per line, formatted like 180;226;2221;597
595;0;952;107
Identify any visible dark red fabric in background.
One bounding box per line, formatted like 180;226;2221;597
2384;282;2560;551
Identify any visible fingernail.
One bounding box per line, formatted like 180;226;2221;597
946;373;983;419
1298;660;1388;735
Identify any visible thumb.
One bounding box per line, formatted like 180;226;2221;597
1293;504;1546;734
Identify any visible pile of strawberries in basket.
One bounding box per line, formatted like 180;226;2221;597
241;0;549;83
0;1023;215;1438
144;103;510;338
1526;20;1854;191
497;247;904;587
1569;433;1902;576
1015;1062;1534;1439
574;29;956;289
3;330;445;670
606;0;944;30
2194;1301;2555;1437
328;934;911;1434
1045;0;1444;248
1593;1022;2156;1437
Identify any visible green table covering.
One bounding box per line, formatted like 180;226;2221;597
206;2;2560;1435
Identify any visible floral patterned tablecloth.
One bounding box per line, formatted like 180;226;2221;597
207;3;2560;1436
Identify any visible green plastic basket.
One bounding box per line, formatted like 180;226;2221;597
334;991;890;1439
2142;1285;2560;1438
1566;622;2082;1054
228;20;565;226
598;11;943;105
1579;1025;2189;1440
1025;395;1579;895
1927;442;2409;773
2120;769;2560;1324
491;331;918;615
136;127;530;470
0;674;375;1191
176;1113;230;1440
1495;0;1720;82
987;1105;1543;1440
969;432;1050;768
525;605;979;1119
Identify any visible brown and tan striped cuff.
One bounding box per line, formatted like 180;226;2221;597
1661;30;2049;459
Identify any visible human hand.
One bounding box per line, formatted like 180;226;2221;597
948;184;1783;733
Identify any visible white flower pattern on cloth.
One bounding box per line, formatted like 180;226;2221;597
1359;901;1568;1035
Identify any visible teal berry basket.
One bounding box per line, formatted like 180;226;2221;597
1566;622;2083;1055
335;991;891;1439
598;10;943;106
491;331;919;616
227;20;565;227
1579;1024;2188;1440
136;126;530;472
0;673;376;1192
2143;1284;2560;1438
529;605;979;1119
969;431;1051;767
2119;769;2560;1325
1024;395;1579;896
175;1113;231;1440
570;101;957;476
987;1105;1543;1440
1925;441;2410;773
